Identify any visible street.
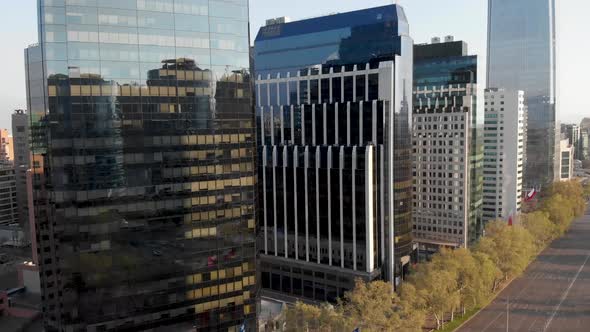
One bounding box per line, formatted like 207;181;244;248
458;208;590;332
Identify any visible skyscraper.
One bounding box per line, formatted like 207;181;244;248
253;5;413;300
28;1;256;330
412;38;484;257
482;89;526;223
487;0;557;188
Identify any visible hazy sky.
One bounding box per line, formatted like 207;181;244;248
0;0;587;132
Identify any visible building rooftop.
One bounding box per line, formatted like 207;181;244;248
414;40;468;60
256;5;408;42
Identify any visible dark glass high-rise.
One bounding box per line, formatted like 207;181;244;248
253;5;413;300
28;1;256;330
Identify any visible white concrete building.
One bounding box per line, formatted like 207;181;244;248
558;139;574;181
561;123;579;155
482;88;526;223
412;108;471;249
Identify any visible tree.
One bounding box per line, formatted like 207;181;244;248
521;211;558;249
284;301;349;332
545;181;586;218
399;283;427;330
409;263;459;329
472;251;502;295
440;248;494;314
548;181;584;200
340;279;423;332
583;182;590;200
542;194;575;234
474;221;535;280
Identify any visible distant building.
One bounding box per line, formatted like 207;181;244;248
0;129;14;165
254;4;414;300
412;38;483;257
561;123;580;159
11;110;30;229
562;124;579;150
580;129;590;161
0;165;18;226
574;160;585;177
580;118;590;131
482;89;526;223
558;139;574;181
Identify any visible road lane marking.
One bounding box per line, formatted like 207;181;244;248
477;251;562;332
461;221;581;332
543;251;590;331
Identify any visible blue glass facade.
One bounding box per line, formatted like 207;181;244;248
29;1;256;331
487;0;557;188
254;5;413;296
255;6;409;78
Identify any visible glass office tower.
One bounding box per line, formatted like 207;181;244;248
487;0;557;188
253;5;413;300
29;1;256;331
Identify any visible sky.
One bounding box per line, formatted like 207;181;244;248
0;0;587;132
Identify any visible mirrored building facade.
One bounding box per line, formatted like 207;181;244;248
29;1;256;330
487;0;557;188
253;5;413;301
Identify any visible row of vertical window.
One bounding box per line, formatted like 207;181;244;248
259;101;385;147
260;269;355;303
261;157;375;271
260;146;372;171
257;73;381;107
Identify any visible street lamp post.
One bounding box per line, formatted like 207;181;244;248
506;296;510;332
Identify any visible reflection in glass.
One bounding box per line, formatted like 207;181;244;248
29;1;255;331
487;0;557;187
